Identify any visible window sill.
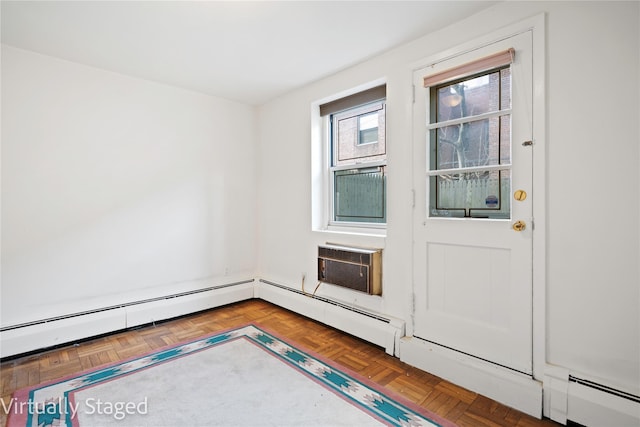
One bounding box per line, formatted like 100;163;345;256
316;224;387;238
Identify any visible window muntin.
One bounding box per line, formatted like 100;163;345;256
429;67;511;219
330;101;386;225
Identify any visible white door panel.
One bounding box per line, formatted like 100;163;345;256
413;31;533;374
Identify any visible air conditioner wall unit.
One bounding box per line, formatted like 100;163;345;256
317;244;382;295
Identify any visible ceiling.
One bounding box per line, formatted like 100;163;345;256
1;1;498;105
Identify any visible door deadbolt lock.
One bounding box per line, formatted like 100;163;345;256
514;190;527;201
512;220;526;232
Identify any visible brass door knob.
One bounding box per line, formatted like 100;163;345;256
512;220;526;232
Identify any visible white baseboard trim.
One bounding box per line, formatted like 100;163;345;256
0;280;255;358
1;277;404;359
399;336;542;418
543;365;570;423
255;279;405;356
544;364;640;426
125;281;255;328
567;380;640;427
1;308;128;358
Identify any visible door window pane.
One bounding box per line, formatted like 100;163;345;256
434;116;510;170
430;170;510;219
430;66;511;219
436;70;509;122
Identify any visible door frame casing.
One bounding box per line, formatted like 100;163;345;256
401;13;546;417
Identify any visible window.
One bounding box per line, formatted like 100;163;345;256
358;112;379;145
425;49;513;219
319;85;387;226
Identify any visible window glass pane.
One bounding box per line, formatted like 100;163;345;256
430;170;510;219
500;115;511;165
359;127;378;145
358;112;379;145
337;116;357;160
334;167;386;223
333;103;386;166
500;68;511;109
436;71;503;122
429;64;511;220
435;116;510;170
330;100;386;225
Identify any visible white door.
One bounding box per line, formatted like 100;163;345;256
412;31;533;374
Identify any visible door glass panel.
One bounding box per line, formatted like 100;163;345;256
430;170;510;219
434;116;510;170
500;68;512;109
430;65;512;219
436;70;509;122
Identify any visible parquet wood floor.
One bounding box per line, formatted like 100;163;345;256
0;299;561;426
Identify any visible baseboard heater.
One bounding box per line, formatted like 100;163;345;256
569;376;640;404
257;279;404;356
318;244;382;295
0;279;255;359
545;366;640;426
564;375;640;426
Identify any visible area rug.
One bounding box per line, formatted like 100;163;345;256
6;324;455;427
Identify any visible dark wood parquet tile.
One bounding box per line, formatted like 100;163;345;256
0;299;561;427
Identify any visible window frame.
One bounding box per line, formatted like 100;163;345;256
326;99;387;229
312;82;388;235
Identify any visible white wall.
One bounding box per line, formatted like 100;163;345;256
256;0;639;398
543;1;639;396
1;45;258;326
